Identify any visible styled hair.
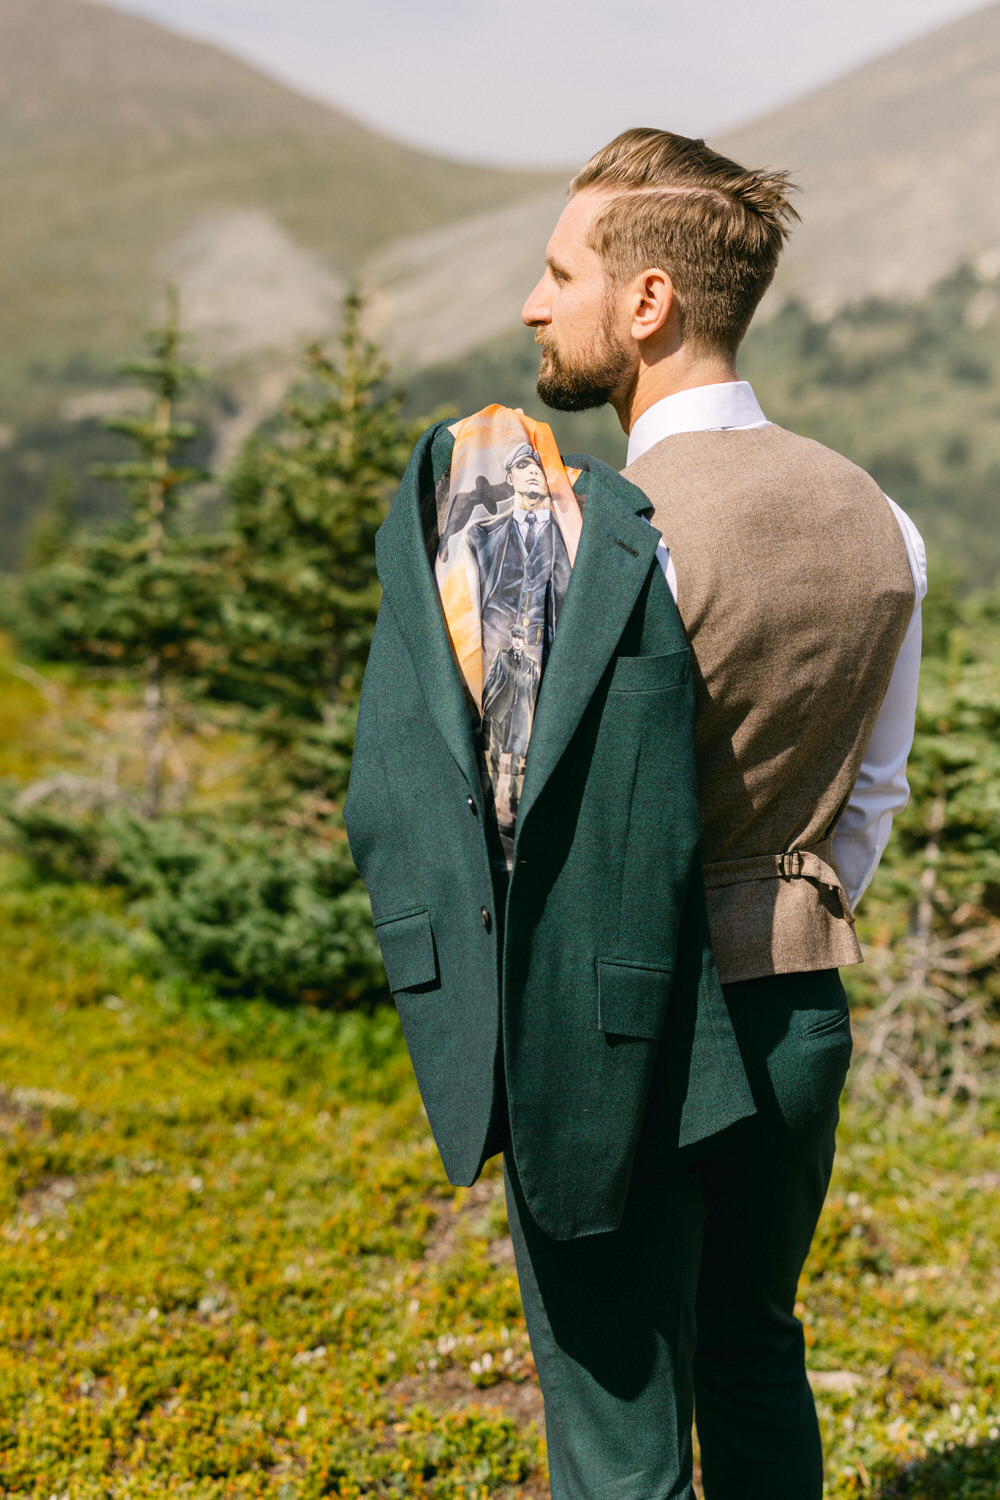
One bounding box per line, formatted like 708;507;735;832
570;128;799;355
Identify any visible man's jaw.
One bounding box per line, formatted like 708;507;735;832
534;328;635;423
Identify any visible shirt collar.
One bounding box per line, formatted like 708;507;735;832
514;504;550;525
626;381;768;466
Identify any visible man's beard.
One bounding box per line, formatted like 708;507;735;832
535;303;632;412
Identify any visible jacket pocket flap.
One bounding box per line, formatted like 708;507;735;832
597;959;673;1040
375;908;438;993
609;648;690;693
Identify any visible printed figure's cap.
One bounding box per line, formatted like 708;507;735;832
510;624;526;639
504;441;541;473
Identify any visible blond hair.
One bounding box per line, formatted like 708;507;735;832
571;128;799;354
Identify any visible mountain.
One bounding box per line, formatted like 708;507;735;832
363;2;1000;368
379;4;1000;589
392;5;1000;591
719;0;1000;315
3;0;1000;580
0;0;556;403
5;0;1000;393
0;0;562;560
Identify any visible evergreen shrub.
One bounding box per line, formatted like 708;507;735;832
5;292;432;1009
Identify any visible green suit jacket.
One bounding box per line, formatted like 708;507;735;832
345;423;754;1240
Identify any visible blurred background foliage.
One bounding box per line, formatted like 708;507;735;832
3;285;1000;1105
2;276;1000;1500
405;263;1000;591
1;289;425;1009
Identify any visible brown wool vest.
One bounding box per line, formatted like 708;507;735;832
624;424;915;984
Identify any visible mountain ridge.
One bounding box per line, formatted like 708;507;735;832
2;0;1000;575
719;0;1000;313
363;2;1000;367
0;0;559;402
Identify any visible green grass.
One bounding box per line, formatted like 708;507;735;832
0;864;543;1498
804;1076;1000;1496
3;635;1000;1496
2;863;1000;1496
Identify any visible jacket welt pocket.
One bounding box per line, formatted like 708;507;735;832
597;958;673;1040
374;908;438;993
609;648;690;693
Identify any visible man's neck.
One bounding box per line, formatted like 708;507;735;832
614;350;740;434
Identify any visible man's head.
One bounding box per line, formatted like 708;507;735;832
509;623;526;658
522;128;798;420
504;443;549;509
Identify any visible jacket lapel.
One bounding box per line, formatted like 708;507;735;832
375;432;482;797
517;474;660;829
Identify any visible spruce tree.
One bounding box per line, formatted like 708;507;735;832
217;288;429;811
17;289;217;817
108;294;434;1005
9;290;434;1007
24;467;75;569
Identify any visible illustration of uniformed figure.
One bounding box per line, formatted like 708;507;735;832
466;442;572;689
481;624;540;831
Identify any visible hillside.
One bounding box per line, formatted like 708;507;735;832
0;0;560;560
364;2;1000;367
390;4;1000;588
3;0;1000;574
0;0;555;399
720;0;1000;315
3;616;1000;1494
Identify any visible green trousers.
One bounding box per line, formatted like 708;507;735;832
505;969;852;1500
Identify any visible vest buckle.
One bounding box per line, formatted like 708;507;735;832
779;850;803;880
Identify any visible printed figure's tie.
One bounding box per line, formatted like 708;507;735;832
433;408;580;867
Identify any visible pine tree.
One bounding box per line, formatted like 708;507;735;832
24;467;75;569
17;289;218;817
9;290;436;1007
216;288;430;811
109;290;437;1004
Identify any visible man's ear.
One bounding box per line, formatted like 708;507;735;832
629;269;674;344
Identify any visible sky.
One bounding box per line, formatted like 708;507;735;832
104;0;991;166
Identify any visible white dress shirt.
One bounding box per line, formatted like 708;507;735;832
514;504;551;545
625;381;927;909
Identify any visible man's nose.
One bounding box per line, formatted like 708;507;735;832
521;277;550;327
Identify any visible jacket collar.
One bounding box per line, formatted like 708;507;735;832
375;429;659;813
375;424;483;797
516;459;659;830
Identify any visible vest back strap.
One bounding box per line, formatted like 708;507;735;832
703;839;854;925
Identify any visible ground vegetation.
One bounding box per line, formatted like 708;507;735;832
2;296;1000;1494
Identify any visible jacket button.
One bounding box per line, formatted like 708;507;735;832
466;795;477;814
480;906;492;933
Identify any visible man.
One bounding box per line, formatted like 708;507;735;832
466;441;571;680
345;404;756;1374
480;623;538;833
516;129;925;1499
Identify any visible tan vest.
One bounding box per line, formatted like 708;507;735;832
624;424;915;984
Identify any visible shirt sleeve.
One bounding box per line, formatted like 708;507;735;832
833;498;928;909
654;537;679;601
